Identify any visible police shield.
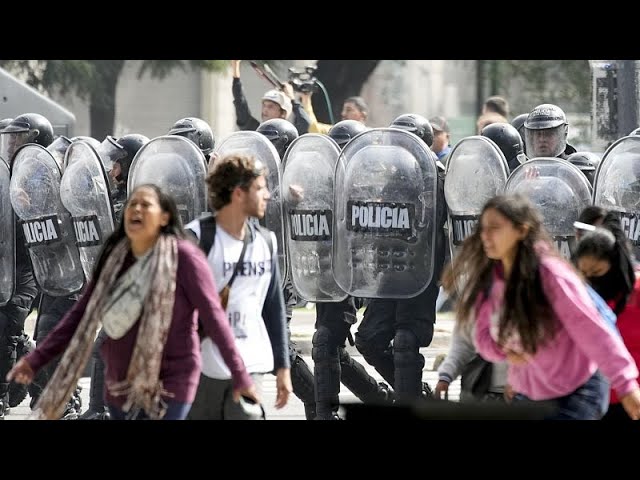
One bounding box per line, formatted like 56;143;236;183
60;140;116;280
0;159;14;306
444;136;509;258
127;135;208;225
282;134;346;302
213;131;286;280
333;128;438;298
47;135;72;173
506;157;592;259
10;144;85;296
593;135;640;258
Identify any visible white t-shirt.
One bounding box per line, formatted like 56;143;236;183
186;218;277;379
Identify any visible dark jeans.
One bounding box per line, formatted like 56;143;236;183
513;370;609;420
0;304;31;397
107;401;192;420
29;294;78;403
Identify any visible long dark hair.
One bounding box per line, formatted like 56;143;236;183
442;194;557;354
92;184;186;280
573;211;635;314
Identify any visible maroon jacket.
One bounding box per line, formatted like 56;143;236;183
26;238;252;408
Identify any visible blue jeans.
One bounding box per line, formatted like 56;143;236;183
107;401;192;420
514;370;609;420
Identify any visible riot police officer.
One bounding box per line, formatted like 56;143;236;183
256;118;320;419
0;114;52;418
353;117;448;404
566;151;601;187
510;113;529;152
481;122;528;173
107;133;150;217
168;117;214;164
308;120;393;420
328;119;367;149
524;103;577;159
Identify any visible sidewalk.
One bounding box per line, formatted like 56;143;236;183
5;308;458;420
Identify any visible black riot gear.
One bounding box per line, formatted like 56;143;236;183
168;117;215;157
3;113;54;147
257;118;299;158
510;113;528;137
390;113;434;147
567;151;601;186
114;134;149;182
328;119;367;149
1;113;54;165
524;104;569;158
481;122;527;172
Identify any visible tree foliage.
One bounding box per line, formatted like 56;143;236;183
491;60;591;114
0;60;228;138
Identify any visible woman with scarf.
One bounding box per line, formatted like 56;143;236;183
7;184;257;420
573;210;640;421
442;193;640;420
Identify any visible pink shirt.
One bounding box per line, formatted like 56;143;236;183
474;247;639;401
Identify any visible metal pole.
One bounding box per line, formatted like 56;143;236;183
476;60;485;116
616;60;639;137
589;60;618;153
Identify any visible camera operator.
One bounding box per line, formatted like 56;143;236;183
230;60;311;134
287;64;369;134
302;94;368;134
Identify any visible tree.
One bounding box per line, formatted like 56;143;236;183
310;60;381;124
0;60;228;139
478;60;591;116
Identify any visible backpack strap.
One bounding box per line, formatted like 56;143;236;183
198;215;217;255
188;214;273;260
255;224;274;259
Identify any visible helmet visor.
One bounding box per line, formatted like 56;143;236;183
525;125;566;158
0;131;31;165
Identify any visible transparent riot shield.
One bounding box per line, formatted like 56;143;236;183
0;159;15;305
444;136;509;258
333;128;438;298
593;135;640;258
47;136;72;173
282;134;346;302
10;144;85;295
128;135;208;226
506;157;593;259
213;131;287;281
60;140;116;280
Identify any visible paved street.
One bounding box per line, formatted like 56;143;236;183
5;307;460;420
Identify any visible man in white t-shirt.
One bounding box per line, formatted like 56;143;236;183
185;152;292;419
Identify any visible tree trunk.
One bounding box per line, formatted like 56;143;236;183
89;60;125;139
312;60;380;125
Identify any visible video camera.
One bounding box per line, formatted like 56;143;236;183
288;65;318;94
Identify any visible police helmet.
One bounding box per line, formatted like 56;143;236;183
327;119;367;149
0;118;13;130
481;122;526;170
257;118;299;158
114;134;150;182
390;113;434;147
2;113;54;147
168;117;214;157
524;104;568;158
566;151;601;186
